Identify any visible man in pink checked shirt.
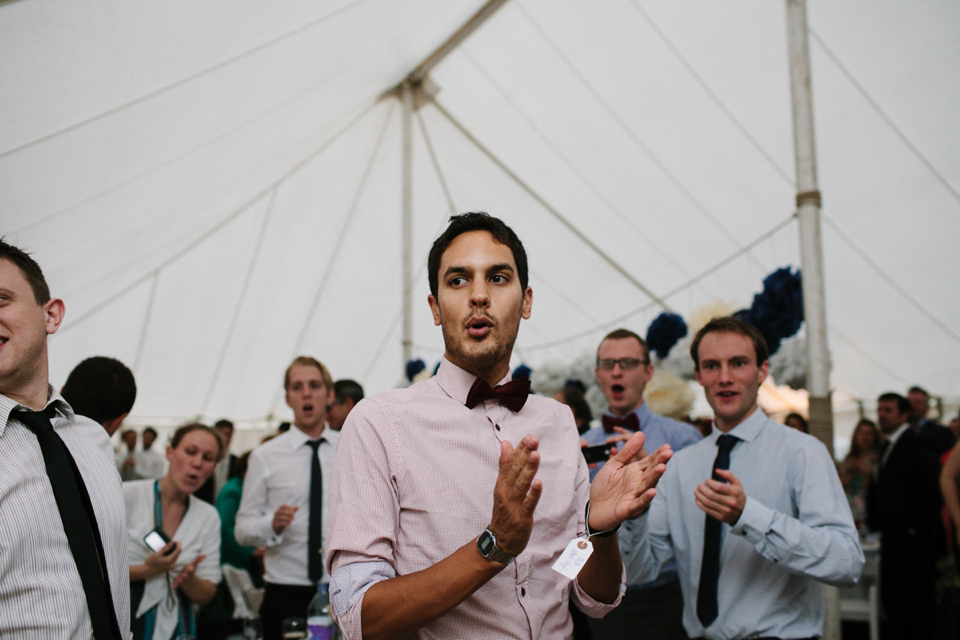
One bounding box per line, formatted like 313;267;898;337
326;212;673;640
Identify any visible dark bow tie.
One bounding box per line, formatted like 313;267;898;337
602;412;639;434
465;377;531;413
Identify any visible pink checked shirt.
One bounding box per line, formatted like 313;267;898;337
326;359;623;639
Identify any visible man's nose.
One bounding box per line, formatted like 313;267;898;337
469;281;490;306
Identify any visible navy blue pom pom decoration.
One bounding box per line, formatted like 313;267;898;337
405;358;426;382
512;364;532;380
737;267;804;355
646;312;688;360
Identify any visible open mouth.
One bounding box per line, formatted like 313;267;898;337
466;315;493;339
716;391;738;400
303;403;314;413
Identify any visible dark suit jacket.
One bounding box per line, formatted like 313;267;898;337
867;427;943;563
915;418;955;456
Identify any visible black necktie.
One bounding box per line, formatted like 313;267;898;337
601;412;640;434
696;433;739;629
11;406;122;640
464;377;531;412
307;438;324;582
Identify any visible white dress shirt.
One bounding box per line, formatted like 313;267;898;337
236;425;339;585
0;388;131;639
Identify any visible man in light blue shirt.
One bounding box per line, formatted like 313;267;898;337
628;317;863;639
582;328;701;640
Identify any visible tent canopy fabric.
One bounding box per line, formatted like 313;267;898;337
2;0;958;426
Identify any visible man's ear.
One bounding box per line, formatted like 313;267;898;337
428;293;442;327
520;286;533;320
102;413;127;436
44;298;65;335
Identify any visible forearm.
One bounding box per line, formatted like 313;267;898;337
129;563;161;583
359;540;504;640
734;498;863;585
572;535;622;604
179;574;218;605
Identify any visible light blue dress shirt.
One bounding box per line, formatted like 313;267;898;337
582;403;701;588
629;408;863;640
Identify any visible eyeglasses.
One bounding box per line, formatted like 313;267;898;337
596;358;648;371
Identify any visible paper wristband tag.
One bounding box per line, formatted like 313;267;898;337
551;536;594;580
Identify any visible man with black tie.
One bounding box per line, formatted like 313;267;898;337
868;392;943;639
236;356;339;640
625;316;863;639
0;239;129;639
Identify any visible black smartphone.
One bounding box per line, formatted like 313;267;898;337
582;443;614;464
143;529;172;553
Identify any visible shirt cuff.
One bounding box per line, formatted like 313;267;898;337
330;560;396;640
730;496;775;543
571;564;626;618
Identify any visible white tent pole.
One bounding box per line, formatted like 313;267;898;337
786;0;832;446
401;81;414;365
786;2;840;638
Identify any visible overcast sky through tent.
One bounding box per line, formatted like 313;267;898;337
1;1;958;436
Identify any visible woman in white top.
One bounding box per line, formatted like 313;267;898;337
125;423;224;640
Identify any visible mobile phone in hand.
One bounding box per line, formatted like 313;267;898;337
143;529;172;553
582;443;614;464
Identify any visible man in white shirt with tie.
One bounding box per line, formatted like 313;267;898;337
236;356;338;640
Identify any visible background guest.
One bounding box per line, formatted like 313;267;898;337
125;423;224;640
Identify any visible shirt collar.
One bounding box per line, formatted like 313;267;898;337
286;423;331;450
709;406;766;445
0;385;71;438
886;421;910;449
605;402;652;431
435;357;510;407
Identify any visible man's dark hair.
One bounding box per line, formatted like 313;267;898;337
556;386;593;424
333;379;364;405
214;419;234;432
597;328;650;364
61;356;137;424
908;386;929;398
879;392;911;416
0;238;50;304
143;427;157;439
427;212;528;298
690;316;769;370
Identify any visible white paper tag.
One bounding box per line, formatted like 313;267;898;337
551;536;594;579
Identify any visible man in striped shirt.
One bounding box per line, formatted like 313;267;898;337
0;239;130;639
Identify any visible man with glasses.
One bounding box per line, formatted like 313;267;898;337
582;328;701;640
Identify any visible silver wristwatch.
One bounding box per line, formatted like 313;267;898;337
477;528;516;566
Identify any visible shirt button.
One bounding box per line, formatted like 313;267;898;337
521;587;526;597
495;424;501;431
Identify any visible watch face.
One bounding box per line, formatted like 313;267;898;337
478;531;496;556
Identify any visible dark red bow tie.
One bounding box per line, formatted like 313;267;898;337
602;412;639;434
465;377;531;413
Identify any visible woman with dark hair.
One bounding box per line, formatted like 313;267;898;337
840;418;881;534
784;412;809;433
124;423;224;640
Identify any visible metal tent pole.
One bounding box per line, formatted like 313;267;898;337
401;81;414;365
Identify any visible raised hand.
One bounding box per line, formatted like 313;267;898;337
171;554;206;590
694;468;746;525
588;430;672;531
272;505;298;534
487;435;543;557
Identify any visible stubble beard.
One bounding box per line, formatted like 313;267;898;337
442;320;518;379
